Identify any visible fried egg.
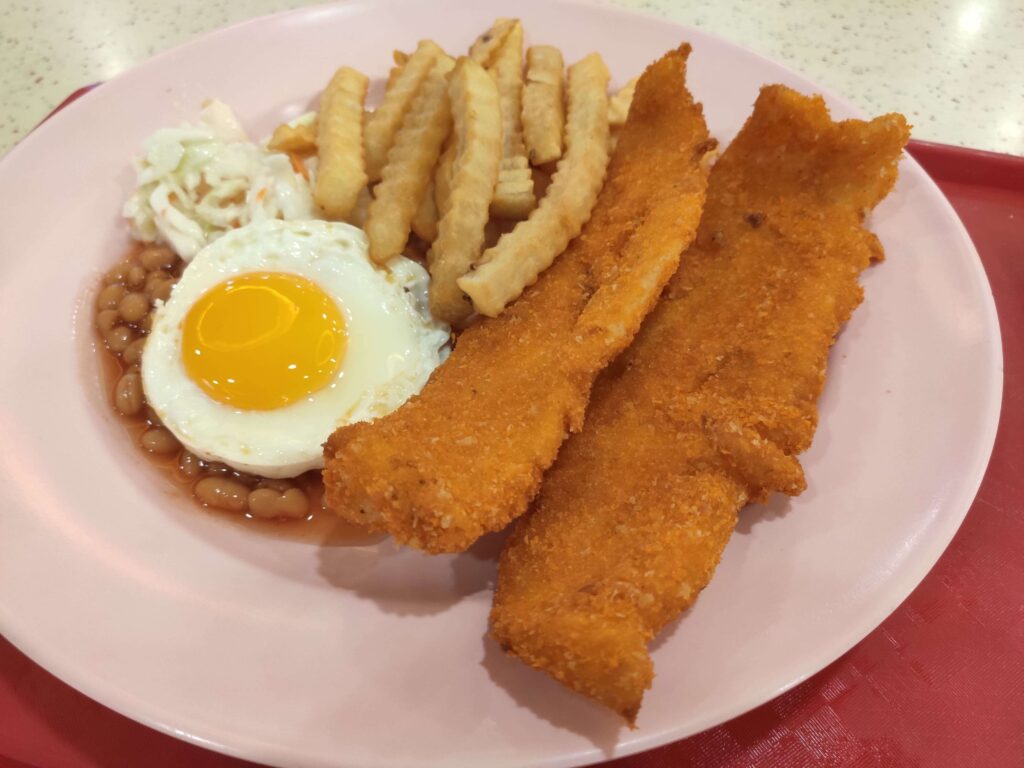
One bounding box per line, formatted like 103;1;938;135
141;219;449;478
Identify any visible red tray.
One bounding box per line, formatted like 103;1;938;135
2;91;1022;768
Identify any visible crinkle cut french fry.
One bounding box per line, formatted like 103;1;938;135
386;52;408;91
522;45;565;165
488;20;535;219
364;39;444;182
268;119;318;154
346;186;372;229
365;55;455;264
458;53;611;317
608;76;638;127
412;176;439;243
434;141;457;218
469;18;516;67
491;157;534;220
428;58;503;324
314;66;369;219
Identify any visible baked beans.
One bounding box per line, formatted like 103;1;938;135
139;245;177;271
121;337;146;366
117;292;149;324
114;371;144;416
247;487;309;520
194;477;250;512
140;427;179;454
97;283;126;310
95;243;338;534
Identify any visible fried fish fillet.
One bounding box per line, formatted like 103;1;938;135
323;46;713;553
490;86;910;724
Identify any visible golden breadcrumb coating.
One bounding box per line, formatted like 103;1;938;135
323;46;713;553
491;85;910;724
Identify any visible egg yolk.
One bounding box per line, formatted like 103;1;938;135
182;272;346;410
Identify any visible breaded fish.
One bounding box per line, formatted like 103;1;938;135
490;86;910;723
323;46;714;553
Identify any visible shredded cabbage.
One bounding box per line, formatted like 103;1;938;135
123;100;316;261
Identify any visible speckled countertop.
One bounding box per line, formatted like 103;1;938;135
1;0;1022;157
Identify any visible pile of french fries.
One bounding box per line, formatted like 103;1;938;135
269;19;638;324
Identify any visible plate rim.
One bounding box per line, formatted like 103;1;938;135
0;1;1004;766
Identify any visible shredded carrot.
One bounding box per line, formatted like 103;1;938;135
289;152;310;180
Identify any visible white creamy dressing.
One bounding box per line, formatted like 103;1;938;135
123;100;316;261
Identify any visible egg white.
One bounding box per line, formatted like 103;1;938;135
141;219;449;478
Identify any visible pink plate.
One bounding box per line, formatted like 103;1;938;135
0;1;1002;766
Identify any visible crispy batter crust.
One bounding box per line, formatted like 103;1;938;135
491;86;910;724
323;46;712;553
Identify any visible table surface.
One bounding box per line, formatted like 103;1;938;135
2;0;1024;158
